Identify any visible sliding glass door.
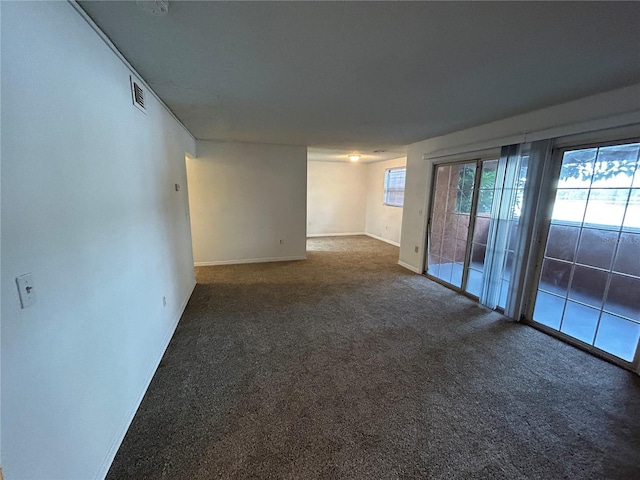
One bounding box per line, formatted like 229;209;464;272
427;162;477;289
466;160;497;297
425;139;639;370
427;153;526;310
531;142;640;364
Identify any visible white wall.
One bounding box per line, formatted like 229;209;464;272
188;140;307;265
307;161;367;236
399;84;640;273
1;3;196;479
365;157;406;246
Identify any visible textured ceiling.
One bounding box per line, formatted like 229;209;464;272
79;1;640;150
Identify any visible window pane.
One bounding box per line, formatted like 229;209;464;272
429;236;441;257
479;160;498;189
454;238;467;263
575;228;617;270
533;291;565;330
470;243;486;270
455;164;476;214
613;233;640;277
455;214;469;241
451;263;463;287
427;259;440;278
583;189;629;227
622;189;640;230
539;259;571;296
568;265;607;308
561;302;600;344
604;274;640;321
384;167;406;206
552;189;588;224
545;225;580;262
558;148;597;187
439;262;453;284
590;143;639;188
445;213;457;234
466;269;483;298
473;216;490;244
431;211;445;239
441;235;456;262
477;189;493;214
594;313;640;362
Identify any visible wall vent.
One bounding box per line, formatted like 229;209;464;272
130;76;147;114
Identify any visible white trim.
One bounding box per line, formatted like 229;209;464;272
424;112;640;161
552;124;640;149
425;147;502;164
195;255;306;266
95;281;196;480
398;260;422;274
67;0;196;144
306;232;366;238
365;233;400;247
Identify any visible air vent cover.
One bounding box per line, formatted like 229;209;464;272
130;76;147;114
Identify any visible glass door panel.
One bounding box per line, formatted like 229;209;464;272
466;159;497;297
532;142;640;363
428;162;476;288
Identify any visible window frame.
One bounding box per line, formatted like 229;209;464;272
383;167;406;207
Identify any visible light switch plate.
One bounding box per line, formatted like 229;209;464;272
16;273;36;308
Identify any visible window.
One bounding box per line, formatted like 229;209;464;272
384;167;406;207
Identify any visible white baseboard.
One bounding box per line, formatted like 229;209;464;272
194;255;306;267
398;260;422;274
365;233;400;247
306;232;366;238
95;281;196;480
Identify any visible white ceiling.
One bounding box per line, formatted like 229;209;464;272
79;1;640;151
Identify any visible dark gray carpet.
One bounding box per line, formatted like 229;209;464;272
107;236;640;479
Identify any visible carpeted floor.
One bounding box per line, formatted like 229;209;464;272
107;236;640;479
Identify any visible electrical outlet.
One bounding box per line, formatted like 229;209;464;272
415;246;419;253
174;183;180;191
16;273;36;308
279;239;284;244
163;296;167;307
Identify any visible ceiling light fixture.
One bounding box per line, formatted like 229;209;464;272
348;154;360;162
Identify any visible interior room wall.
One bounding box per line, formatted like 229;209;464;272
188;140;307;265
307;161;367;236
1;2;196;479
364;157;406;246
399;84;640;273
